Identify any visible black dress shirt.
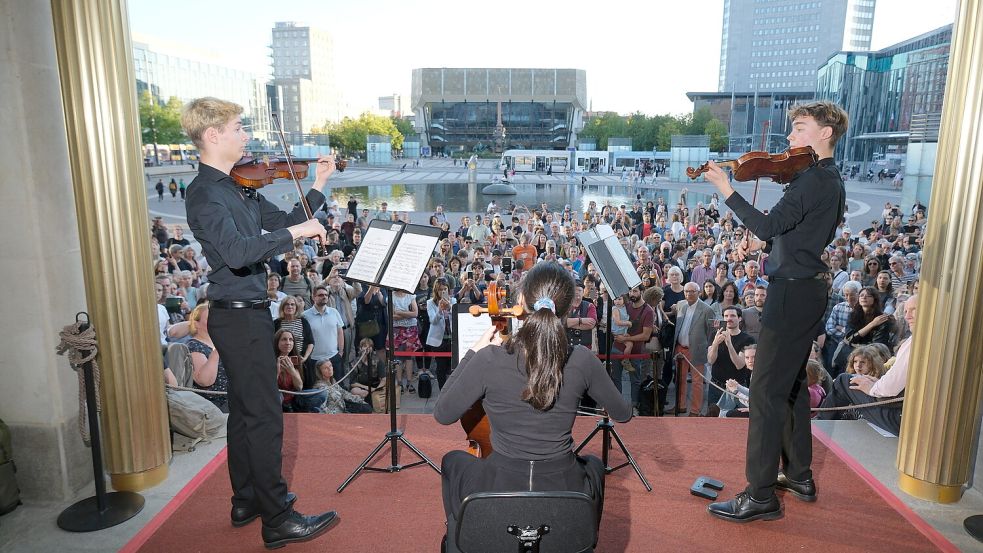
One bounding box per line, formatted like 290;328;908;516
185;163;325;301
725;158;845;279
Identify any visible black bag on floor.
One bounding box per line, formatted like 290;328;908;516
0;417;21;516
418;371;433;399
637;377;659;417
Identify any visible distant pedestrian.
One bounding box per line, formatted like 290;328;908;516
401;163;406;172
168;178;178;199
178;178;186;200
155;179;164;201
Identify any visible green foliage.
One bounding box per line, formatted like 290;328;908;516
139;91;186;145
705;118;729;152
312;112;405;154
580;107;729;152
391;116;415;139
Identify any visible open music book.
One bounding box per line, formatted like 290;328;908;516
344;220;441;293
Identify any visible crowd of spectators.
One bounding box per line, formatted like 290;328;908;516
151;190;925;428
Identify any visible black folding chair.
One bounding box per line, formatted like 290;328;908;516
450;491;597;553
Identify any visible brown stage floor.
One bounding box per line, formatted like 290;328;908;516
124;415;956;552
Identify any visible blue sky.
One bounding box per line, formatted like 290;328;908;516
128;0;958;116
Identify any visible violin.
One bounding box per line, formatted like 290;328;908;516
231;156;347;189
461;281;525;458
685;146;817;184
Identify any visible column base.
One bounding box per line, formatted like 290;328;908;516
111;463;168;492
898;472;963;504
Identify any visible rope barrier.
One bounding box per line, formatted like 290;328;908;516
56;321;101;446
671;353;904;413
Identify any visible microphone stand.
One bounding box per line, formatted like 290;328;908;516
574;293;652;491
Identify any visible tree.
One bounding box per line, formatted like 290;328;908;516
705;118;729;152
312;112;404;154
138;91;185;145
392;116;415;139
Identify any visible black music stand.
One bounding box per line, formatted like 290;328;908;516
337;221;442;492
574;226;652;491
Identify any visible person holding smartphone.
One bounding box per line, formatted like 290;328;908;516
456;265;485;305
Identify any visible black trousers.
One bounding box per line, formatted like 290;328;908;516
817;373;903;435
432;339;452;389
209;306;291;526
746;278;826;499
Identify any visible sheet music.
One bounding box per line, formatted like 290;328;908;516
346;224;400;284
455;312;493;363
379;231;440;292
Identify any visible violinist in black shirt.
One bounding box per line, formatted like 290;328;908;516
182;97;339;548
702;101;848;523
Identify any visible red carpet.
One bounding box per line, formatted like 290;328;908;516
124;415;956;552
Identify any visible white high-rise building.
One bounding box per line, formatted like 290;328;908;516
718;0;876;92
271;22;342;135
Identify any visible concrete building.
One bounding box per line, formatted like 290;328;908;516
271;22;342;136
378;94;404;117
131;33;270;139
411;68;587;154
718;0;876;92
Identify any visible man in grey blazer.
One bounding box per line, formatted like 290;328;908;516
673;282;716;415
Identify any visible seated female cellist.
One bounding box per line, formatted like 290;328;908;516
433;262;631;550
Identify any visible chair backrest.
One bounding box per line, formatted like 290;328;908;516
455;491;596;553
166;342;194;388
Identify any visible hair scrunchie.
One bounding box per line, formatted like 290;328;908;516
533;297;556;314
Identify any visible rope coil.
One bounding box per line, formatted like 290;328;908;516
56;320;101;446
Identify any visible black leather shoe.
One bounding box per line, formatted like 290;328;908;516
777;472;817;502
262;509;339;549
231;492;297;527
707;491;782;523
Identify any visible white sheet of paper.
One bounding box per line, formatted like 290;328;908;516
346;224;399;284
456;312;493;363
455;311;515;363
379;231;439;292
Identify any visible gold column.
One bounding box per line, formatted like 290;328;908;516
896;0;983;503
50;0;170;490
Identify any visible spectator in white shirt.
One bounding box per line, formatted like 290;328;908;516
817;295;917;435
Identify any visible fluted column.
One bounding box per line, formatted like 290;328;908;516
50;0;171;490
896;0;983;503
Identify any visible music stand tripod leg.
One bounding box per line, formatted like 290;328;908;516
573;294;651;491
337;288;440;494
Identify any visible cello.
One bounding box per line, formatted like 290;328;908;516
461;281;525;458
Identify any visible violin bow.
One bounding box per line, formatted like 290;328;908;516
270;112;325;255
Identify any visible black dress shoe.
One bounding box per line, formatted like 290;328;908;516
231;492;297;527
262;509;339;549
707;491;782;523
777;472;817;502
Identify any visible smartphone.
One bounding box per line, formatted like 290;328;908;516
164;296;182;314
712;318;724;329
501;257;513;273
466;271;474;281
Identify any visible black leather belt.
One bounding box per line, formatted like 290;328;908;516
773;272;827;281
211;299;271;310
